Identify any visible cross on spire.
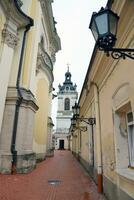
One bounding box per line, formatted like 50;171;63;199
67;63;70;72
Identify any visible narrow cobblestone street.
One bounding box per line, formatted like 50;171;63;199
0;151;106;200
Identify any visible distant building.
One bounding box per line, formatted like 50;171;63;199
55;68;78;150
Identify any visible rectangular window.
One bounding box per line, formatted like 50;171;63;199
127;112;134;167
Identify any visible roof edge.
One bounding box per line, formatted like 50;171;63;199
14;0;33;27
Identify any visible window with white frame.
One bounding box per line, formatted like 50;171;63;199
114;102;132;170
127;112;134;167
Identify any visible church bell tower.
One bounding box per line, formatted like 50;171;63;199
55;67;78;150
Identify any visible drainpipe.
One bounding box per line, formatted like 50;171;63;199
92;82;103;193
91;124;94;167
11;22;33;174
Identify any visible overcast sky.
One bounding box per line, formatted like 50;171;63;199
52;0;107;126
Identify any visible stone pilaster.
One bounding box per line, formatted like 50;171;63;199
46;117;54;157
0;87;38;174
2;24;18;49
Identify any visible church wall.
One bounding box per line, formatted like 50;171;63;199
0;5;16;134
33;77;49;161
21;0;41;91
0;0;60;173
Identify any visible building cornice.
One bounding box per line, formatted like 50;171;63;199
1;0;33;48
36;43;54;85
39;0;61;54
6;87;39;111
2;26;18;48
1;0;33;29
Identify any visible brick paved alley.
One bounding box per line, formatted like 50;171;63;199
0;151;106;200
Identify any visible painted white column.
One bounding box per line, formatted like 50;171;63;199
0;24;18;133
46;87;54;153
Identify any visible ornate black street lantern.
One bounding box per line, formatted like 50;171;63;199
71;102;96;126
70;103;95;156
71;116;77;127
70;116;87;132
89;7;134;59
72;102;80;117
89;7;119;49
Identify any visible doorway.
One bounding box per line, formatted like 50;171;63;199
59;140;64;150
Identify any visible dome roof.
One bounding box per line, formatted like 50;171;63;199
58;67;77;93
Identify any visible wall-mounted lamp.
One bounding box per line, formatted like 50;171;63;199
89;7;134;60
71;103;95;165
71;102;96;126
52;94;57;99
70;118;87;132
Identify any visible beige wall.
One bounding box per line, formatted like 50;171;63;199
22;0;41;91
72;0;134;199
33;77;49;154
99;58;134;194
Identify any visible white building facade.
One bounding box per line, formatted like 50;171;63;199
55;69;78;150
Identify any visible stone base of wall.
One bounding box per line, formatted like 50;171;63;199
72;151;78;159
72;153;99;185
0;153;36;174
72;154;133;200
0;87;38;174
17;153;36;173
79;156;89;171
103;176;133;200
78;155;98;183
36;153;46;163
0;154;12;174
46;149;54;157
88;165;98;184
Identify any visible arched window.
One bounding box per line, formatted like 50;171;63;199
64;98;70;110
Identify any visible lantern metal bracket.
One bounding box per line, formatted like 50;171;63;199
74;126;87;132
89;6;134;61
101;47;134;60
78;117;96;125
71;102;96;132
72;134;77;138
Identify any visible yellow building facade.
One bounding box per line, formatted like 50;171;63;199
0;0;60;174
71;0;134;199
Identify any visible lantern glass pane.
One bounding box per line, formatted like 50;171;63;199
91;20;98;41
72;106;75;115
76;106;80;116
74;108;77;115
71;117;76;126
109;13;117;35
71;118;74;125
95;13;108;35
72;103;77;115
